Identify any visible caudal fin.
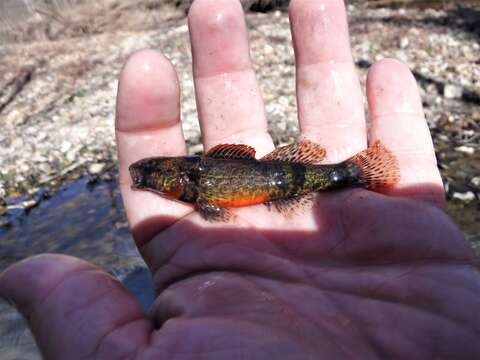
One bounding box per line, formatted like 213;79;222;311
347;141;400;191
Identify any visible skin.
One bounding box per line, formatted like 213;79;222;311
1;0;479;359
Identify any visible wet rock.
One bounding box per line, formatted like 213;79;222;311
88;162;106;175
452;191;475;202
22;199;38;211
114;221;129;229
0;218;11;228
443;84;463;99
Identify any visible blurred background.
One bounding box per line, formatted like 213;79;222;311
0;0;479;358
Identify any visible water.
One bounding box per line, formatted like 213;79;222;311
0;177;154;359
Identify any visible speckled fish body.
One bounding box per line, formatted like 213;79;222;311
190;157;354;205
129;141;399;221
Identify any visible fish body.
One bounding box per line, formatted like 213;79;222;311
129;141;399;221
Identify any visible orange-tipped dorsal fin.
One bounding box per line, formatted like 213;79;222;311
206;144;256;160
261;140;326;164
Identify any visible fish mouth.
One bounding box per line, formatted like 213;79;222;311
129;164;144;190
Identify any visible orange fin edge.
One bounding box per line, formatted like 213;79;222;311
206;144;256;160
347;141;400;191
261;140;326;164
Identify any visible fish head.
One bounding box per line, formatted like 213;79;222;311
129;157;195;199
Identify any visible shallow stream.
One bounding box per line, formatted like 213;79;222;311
0;178;153;359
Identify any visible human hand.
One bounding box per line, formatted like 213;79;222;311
1;0;479;359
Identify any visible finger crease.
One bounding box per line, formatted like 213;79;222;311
193;66;254;80
28;268;101;323
115;118;181;134
87;317;150;360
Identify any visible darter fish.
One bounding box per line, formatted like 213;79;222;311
129;140;399;221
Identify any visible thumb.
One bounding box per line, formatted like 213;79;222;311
0;254;151;360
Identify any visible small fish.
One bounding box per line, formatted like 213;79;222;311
129;140;399;221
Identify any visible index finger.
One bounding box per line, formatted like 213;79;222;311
116;50;193;244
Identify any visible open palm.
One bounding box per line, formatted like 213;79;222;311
1;0;479;359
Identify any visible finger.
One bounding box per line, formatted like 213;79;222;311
116;49;192;242
0;255;150;359
289;0;366;163
188;0;273;155
367;58;445;206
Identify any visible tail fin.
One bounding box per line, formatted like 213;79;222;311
347;141;400;191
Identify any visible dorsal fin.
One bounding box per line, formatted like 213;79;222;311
261;140;326;164
206;144;256;160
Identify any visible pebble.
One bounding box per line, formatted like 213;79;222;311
471;177;480;189
443;84;463;99
60;141;72;153
66;148;79;163
188;144;204;155
88;162;106;175
400;37;409;49
452;191;475;202
38;162;53;174
454;146;475;155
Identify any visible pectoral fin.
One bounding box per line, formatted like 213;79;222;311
197;196;234;222
261;140;326;164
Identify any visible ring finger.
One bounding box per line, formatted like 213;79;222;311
188;0;274;156
289;0;366;163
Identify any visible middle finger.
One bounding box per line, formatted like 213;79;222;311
188;0;274;155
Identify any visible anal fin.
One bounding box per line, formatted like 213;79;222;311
267;194;315;218
261;140;326;164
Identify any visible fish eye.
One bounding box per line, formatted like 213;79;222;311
330;170;341;182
